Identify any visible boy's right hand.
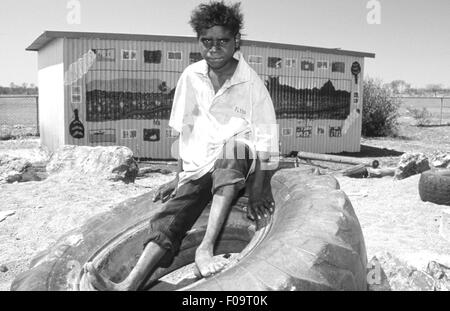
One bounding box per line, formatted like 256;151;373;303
152;178;178;203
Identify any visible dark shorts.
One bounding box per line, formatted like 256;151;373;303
144;139;254;266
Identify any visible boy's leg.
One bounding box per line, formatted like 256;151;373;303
85;242;166;291
195;140;253;277
85;174;213;290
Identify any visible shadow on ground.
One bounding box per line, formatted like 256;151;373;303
336;144;404;158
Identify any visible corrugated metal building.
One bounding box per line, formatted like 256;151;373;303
27;31;375;159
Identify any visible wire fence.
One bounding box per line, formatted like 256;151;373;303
0;95;39;138
398;96;450;126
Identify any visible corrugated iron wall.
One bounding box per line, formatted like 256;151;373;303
63;37;364;159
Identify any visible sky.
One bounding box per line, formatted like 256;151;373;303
0;0;449;88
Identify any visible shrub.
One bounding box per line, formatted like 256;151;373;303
362;78;401;137
406;107;432;126
0;126;13;141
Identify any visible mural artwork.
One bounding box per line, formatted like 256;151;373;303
89;129;116;143
332;62;345;73
144;129;161;142
282;128;293;136
268;57;282;69
144;50;162;64
301;58;314;71
121;129;137;139
85;74;351;123
296;126;313;138
353;91;360;103
92;49;115;62
265;77;351;120
329;126;342;137
351;61;361;84
69;109;85;139
86;78;175;122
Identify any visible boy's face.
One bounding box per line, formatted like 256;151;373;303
198;26;237;70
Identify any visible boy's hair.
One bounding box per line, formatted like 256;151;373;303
189;1;244;37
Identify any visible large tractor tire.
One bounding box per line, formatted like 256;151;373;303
11;168;368;291
419;169;450;206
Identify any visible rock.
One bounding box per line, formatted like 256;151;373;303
0;154;32;183
0;265;8;273
426;261;450;291
429;151;450;168
46;145;138;183
369;252;450;291
394;152;430;180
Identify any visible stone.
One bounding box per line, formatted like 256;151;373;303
46;145;139;183
0;265;8;273
394;152;430;180
429;151;450;168
0;154;31;183
426;261;450;291
369;252;450;291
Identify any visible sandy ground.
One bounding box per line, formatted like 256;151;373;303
1;116;450;291
0;139;175;291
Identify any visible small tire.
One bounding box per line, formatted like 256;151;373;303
419;169;450;206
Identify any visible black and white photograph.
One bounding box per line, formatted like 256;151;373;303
1;0;450;297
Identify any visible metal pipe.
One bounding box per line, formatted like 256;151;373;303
296;151;379;168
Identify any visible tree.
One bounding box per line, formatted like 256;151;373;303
389;80;411;94
426;84;444;96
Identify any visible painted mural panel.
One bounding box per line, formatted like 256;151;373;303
89;129;116;143
85;75;175;122
264;76;351;120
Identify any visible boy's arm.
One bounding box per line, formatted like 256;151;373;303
247;77;278;220
152;158;182;203
247;151;274;220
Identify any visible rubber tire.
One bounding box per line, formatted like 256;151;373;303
419;169;450;206
11;168;368;291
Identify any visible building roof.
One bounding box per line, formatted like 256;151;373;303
26;31;375;58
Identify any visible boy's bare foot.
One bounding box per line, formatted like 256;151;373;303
84;262;131;291
195;247;228;278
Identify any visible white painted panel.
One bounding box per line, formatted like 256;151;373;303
38;63;65;152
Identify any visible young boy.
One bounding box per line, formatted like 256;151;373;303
85;0;279;290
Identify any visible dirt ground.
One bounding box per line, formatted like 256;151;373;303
1;115;450;291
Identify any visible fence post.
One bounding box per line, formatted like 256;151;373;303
441;97;444;126
36;96;40;136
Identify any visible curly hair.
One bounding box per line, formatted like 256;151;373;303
189;1;244;37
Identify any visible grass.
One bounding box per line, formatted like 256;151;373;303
400;97;450;125
0;98;38;139
0;98;38;127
